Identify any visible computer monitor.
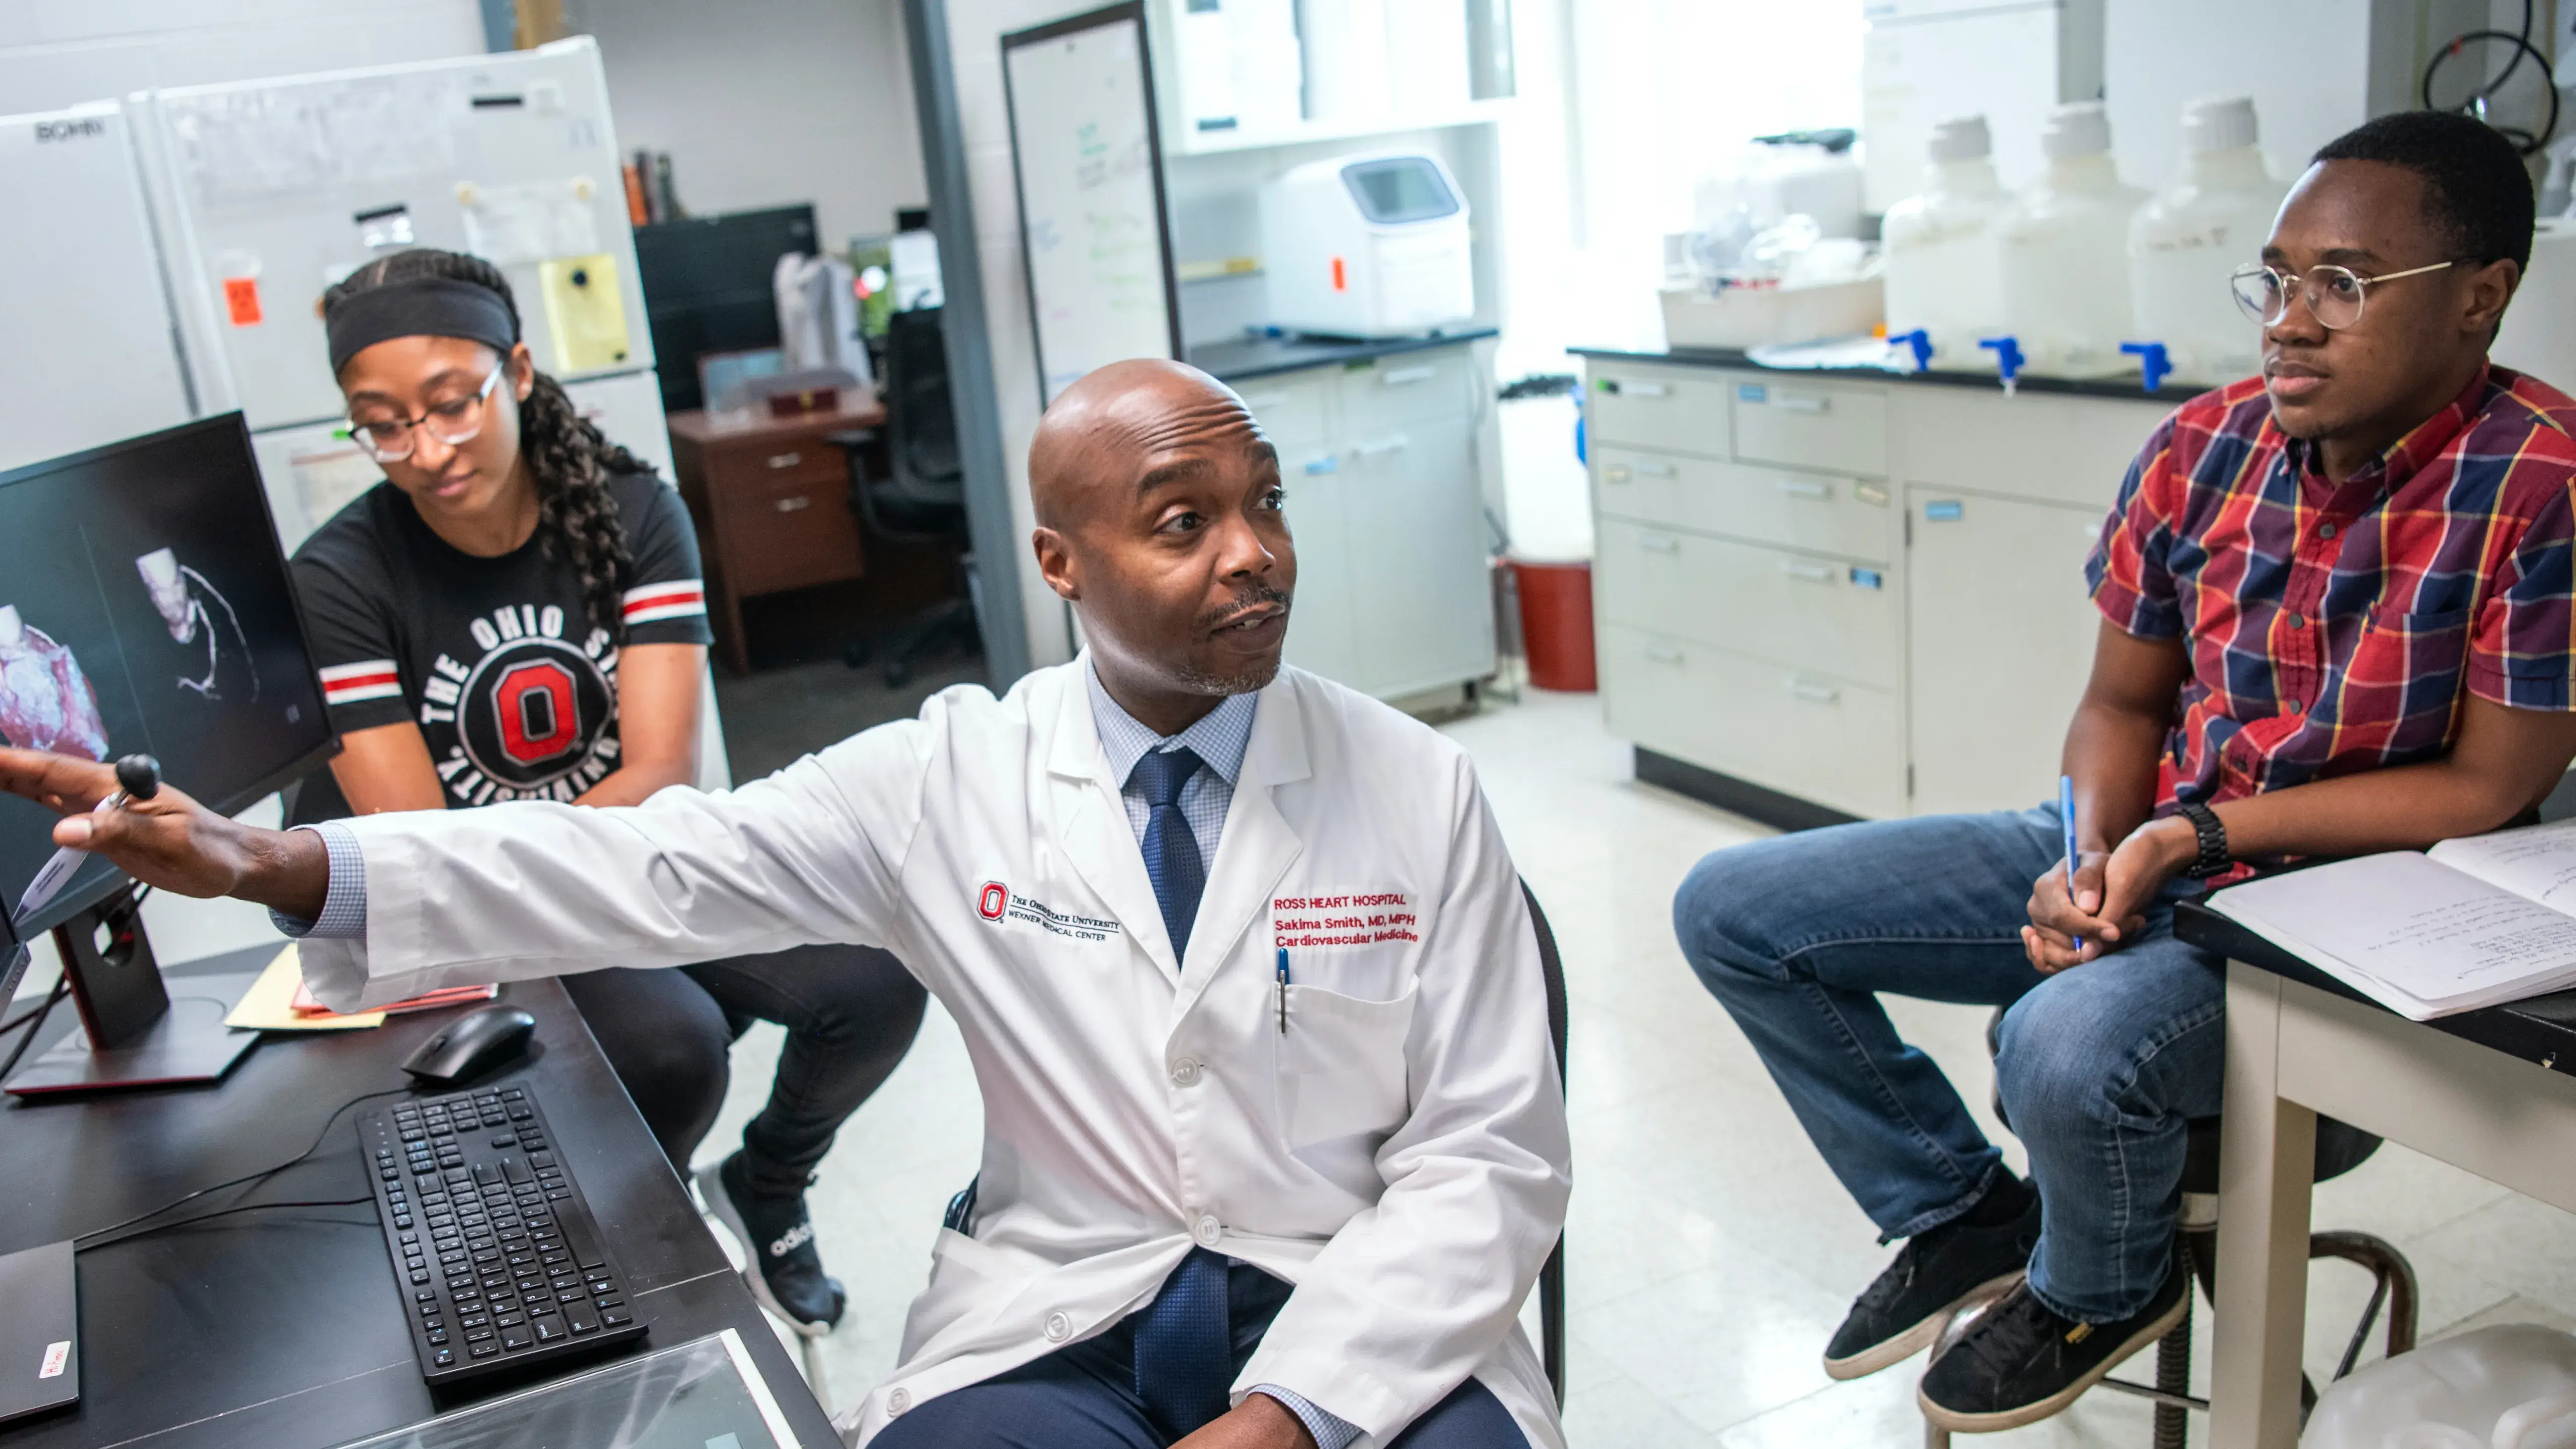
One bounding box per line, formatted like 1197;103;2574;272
1;413;333;1093
634;203;819;413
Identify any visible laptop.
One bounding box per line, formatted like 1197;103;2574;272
0;1240;76;1425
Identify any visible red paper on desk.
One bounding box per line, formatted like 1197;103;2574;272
291;980;497;1018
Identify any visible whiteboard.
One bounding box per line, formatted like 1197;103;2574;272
1003;5;1181;405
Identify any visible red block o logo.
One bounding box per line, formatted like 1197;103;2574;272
493;660;581;766
977;882;1009;921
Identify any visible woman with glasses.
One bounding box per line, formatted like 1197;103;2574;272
284;247;926;1337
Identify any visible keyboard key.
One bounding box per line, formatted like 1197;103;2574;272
600;1308;632;1327
533;1319;563;1342
433;1349;456;1368
566;1304;598;1333
469;1343;497;1360
501;1326;534;1351
427;1331;449;1346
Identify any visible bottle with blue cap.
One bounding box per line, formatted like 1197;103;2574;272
1994;102;2150;379
1882;115;2009;370
2129;96;2287;388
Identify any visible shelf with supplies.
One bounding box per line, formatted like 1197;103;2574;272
1573;346;2174;826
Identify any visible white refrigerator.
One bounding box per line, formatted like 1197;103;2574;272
0;102;196;472
132;37;673;554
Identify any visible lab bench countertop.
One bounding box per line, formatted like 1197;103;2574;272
1188;328;1499;384
1570;343;2208;405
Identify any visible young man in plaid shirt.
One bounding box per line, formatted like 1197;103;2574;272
1676;111;2576;1430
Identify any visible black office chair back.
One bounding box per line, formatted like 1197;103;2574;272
1520;880;1568;1409
884;308;964;509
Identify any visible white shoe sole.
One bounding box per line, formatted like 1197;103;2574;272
695;1162;834;1340
1822;1272;2024;1382
1916;1287;2191;1432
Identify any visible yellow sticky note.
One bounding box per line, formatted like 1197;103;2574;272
538;252;631;373
223;944;385;1031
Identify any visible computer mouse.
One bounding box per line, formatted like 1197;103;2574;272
401;1005;536;1085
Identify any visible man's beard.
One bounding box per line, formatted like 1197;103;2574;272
1174;584;1291;695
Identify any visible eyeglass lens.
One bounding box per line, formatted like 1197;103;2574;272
352;382;494;462
2230;266;2370;329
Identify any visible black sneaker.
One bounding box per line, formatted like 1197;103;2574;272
698;1151;846;1335
1822;1186;2041;1381
1917;1259;2190;1432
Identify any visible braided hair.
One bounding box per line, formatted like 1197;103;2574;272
322;248;638;642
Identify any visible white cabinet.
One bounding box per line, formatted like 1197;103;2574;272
1583;352;2169;824
1258;345;1494;702
1907;488;2108;816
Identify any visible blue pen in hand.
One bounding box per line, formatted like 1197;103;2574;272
1276;946;1291;1034
2059;773;2085;954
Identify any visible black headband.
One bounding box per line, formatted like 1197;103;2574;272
325;276;518;374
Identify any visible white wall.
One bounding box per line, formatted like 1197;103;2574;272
0;0;486;113
571;0;929;249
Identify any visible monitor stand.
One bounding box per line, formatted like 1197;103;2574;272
4;888;259;1097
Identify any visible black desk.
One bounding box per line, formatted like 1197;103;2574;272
0;945;839;1448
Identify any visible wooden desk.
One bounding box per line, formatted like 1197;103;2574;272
668;395;889;674
2174;903;2576;1448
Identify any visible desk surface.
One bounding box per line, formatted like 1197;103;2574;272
0;946;839;1449
667;393;887;446
2175;897;2576;1080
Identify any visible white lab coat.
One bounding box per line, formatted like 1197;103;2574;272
301;660;1572;1447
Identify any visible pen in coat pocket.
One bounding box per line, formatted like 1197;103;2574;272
1276;945;1290;1034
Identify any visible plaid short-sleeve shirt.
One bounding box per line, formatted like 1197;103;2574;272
2085;365;2576;817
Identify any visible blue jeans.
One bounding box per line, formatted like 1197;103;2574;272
873;1258;1528;1448
1672;805;2225;1323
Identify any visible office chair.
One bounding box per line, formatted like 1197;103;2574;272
1919;1010;2417;1449
1520;879;1571;1409
829;307;980;688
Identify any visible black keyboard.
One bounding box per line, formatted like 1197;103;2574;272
359;1086;646;1385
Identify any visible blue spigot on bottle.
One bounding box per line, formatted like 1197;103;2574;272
2120;341;2172;393
1977;335;2024;394
1890;328;1932;373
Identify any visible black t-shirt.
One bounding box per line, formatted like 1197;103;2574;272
289;469;710;816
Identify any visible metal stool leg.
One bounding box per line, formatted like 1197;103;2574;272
2152;1289;2192;1449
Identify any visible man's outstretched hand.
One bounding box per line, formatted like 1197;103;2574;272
0;747;330;919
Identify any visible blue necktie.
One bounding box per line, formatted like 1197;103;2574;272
1125;746;1230;1435
1129;746;1207;964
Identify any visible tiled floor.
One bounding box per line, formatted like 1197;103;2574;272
701;685;2576;1444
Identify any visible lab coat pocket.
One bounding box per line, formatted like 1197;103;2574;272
1274;980;1418;1150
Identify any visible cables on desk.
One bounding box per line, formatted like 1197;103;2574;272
76;1197;378;1255
70;1084;415;1253
0;976;68;1082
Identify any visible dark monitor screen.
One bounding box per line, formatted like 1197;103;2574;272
0;414;333;936
634;204;819;413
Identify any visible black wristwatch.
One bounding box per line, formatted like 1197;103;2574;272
2174;800;2231;879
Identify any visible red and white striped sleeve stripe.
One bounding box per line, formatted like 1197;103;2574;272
318;660;403;707
623;579;706;625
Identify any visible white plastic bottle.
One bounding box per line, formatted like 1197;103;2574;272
1994;102;2150;378
2129;96;2287;386
1881;115;2008;368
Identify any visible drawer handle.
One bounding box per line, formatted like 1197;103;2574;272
1787;679;1840;704
1355;435;1410;458
1380;365;1437;386
1771;391;1830;414
1781;561;1836;583
1776;478;1830;500
1637;534;1681;554
1644;643;1685;665
1615;379;1671;398
774;495;812;513
1636;460;1679;479
765;451;804;470
1604;464;1632;483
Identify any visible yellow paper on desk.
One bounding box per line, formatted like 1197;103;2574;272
223;944;386;1031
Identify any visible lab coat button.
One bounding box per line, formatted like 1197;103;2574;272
1169;1058;1202;1087
1044;1311;1072;1342
1193;1214;1222;1248
888;1387;912;1416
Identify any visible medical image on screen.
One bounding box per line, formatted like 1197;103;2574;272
135;547;260;704
0;417;330;934
0;606;110;759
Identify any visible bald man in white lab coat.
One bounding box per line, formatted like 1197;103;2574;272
1;360;1570;1449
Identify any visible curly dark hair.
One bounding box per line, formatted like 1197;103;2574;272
322;248;639;642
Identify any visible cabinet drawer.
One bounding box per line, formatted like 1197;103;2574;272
1586;364;1732;458
715;466;863;595
1593;447;1894;564
1338;348;1477;437
1888;386;2157;509
709;439;845;488
1731;378;1888;476
1596;520;1899;688
1600;623;1904;820
1235;371;1334;448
